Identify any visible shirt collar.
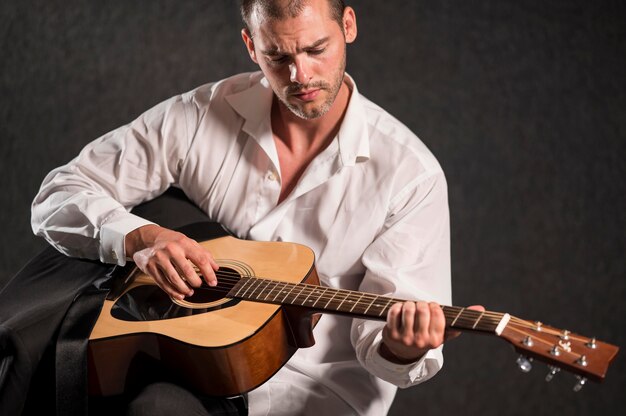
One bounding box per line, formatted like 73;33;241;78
225;72;370;167
337;74;370;166
225;74;274;142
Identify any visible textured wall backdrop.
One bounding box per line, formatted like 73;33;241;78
1;0;624;414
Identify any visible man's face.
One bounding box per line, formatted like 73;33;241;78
242;1;357;120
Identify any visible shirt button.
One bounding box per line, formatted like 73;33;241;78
267;171;277;181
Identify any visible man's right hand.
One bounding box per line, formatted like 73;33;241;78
124;224;219;300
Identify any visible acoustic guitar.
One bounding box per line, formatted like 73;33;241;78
88;228;619;398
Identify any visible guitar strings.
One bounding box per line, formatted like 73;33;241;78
144;269;587;337
195;267;511;321
187;269;511;322
185;273;591;339
171;271;508;331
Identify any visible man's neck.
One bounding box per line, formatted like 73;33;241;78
270;80;351;204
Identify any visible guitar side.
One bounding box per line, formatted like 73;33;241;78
88;236;319;397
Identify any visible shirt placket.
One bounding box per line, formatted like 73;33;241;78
255;162;281;223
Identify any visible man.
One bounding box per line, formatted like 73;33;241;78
32;1;478;414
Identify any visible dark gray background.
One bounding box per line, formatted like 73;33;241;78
1;0;624;414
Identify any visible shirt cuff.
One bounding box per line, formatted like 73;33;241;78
365;331;442;387
99;211;155;265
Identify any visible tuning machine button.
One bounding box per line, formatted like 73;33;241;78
522;336;534;347
573;376;587;392
516;355;533;372
545;365;560;382
586;337;597;349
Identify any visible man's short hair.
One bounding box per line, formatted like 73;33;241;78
240;0;346;34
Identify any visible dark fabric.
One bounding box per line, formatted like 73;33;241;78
55;275;115;415
0;188;231;415
89;382;247;416
0;247;112;415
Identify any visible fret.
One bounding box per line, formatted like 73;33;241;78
262;280;280;301
349;293;364;313
471;310;485;329
362;296;378;315
239;278;259;299
442;306;503;333
279;283;298;304
271;281;290;302
334;290;350;311
379;298;393;317
270;280;287;301
311;287;328;308
368;297;393;317
246;279;265;300
232;279;249;297
301;286;316;305
290;284;307;305
450;307;465;327
323;289;338;309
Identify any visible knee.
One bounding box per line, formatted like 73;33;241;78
126;382;208;416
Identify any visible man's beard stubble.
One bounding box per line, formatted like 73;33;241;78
279;53;347;120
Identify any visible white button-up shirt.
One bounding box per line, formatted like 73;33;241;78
32;72;452;415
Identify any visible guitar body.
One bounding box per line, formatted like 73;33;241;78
88;233;319;397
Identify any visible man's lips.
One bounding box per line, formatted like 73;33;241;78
291;88;321;101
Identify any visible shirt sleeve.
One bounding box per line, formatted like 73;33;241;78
350;171;452;388
31;95;195;265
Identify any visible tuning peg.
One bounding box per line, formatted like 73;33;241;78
573;376;587;392
545;365;560;382
516;355;533;372
586;337;597;349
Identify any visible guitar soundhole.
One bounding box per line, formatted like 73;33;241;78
111;267;241;322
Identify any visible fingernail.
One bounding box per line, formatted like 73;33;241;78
210;280;217;287
188;290;194;297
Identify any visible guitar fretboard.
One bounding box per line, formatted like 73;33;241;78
228;277;508;333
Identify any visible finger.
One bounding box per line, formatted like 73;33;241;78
154;252;194;297
467;304;485;312
187;245;219;287
414;301;431;335
401;302;416;344
172;256;202;288
386;302;403;339
147;263;187;300
428;302;445;347
445;328;462;341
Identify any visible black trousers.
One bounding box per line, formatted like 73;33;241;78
89;382;248;416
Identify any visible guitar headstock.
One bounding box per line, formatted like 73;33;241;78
499;317;619;390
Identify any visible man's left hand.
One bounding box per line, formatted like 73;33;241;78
380;301;484;363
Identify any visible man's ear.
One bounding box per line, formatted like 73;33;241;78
343;7;357;44
241;28;258;64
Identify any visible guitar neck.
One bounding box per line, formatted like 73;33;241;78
228;277;509;334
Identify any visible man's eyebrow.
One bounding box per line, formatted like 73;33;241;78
303;37;330;51
261;37;330;55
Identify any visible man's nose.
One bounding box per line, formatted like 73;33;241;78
289;57;311;85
